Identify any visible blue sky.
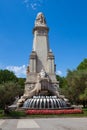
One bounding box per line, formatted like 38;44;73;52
0;0;87;77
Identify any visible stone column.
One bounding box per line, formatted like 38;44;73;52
51;59;55;73
48;51;55;74
30;51;37;73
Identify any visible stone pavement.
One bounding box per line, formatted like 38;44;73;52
0;118;87;130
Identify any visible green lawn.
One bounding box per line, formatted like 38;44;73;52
0;108;87;118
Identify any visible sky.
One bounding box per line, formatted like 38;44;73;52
0;0;87;77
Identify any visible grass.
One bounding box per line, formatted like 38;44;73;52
0;108;87;118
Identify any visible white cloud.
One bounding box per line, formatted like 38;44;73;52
56;70;62;76
22;0;45;10
31;3;38;10
6;65;26;77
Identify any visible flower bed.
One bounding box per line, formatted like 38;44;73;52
25;109;83;115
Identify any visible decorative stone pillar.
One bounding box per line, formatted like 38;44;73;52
30;51;37;73
48;51;55;74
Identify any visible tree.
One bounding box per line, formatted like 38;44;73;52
56;59;87;107
65;68;87;106
56;75;68;96
0;69;25;108
0;82;23;108
56;75;67;88
0;69;18;84
77;58;87;70
79;88;87;108
18;78;25;88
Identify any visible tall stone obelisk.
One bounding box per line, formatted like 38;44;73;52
33;12;49;73
17;12;59;106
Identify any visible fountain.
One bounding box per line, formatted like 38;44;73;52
23;96;68;109
17;12;70;110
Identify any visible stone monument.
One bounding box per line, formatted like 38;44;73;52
17;12;69;109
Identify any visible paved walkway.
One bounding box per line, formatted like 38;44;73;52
0;118;87;130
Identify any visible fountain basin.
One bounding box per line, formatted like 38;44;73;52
23;96;69;109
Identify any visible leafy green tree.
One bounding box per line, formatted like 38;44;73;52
17;78;26;97
79;86;87;108
0;69;18;84
56;75;67;88
0;69;25;108
77;58;87;107
66;69;87;105
0;82;22;108
18;78;25;88
56;75;68;96
56;59;87;107
77;58;87;70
